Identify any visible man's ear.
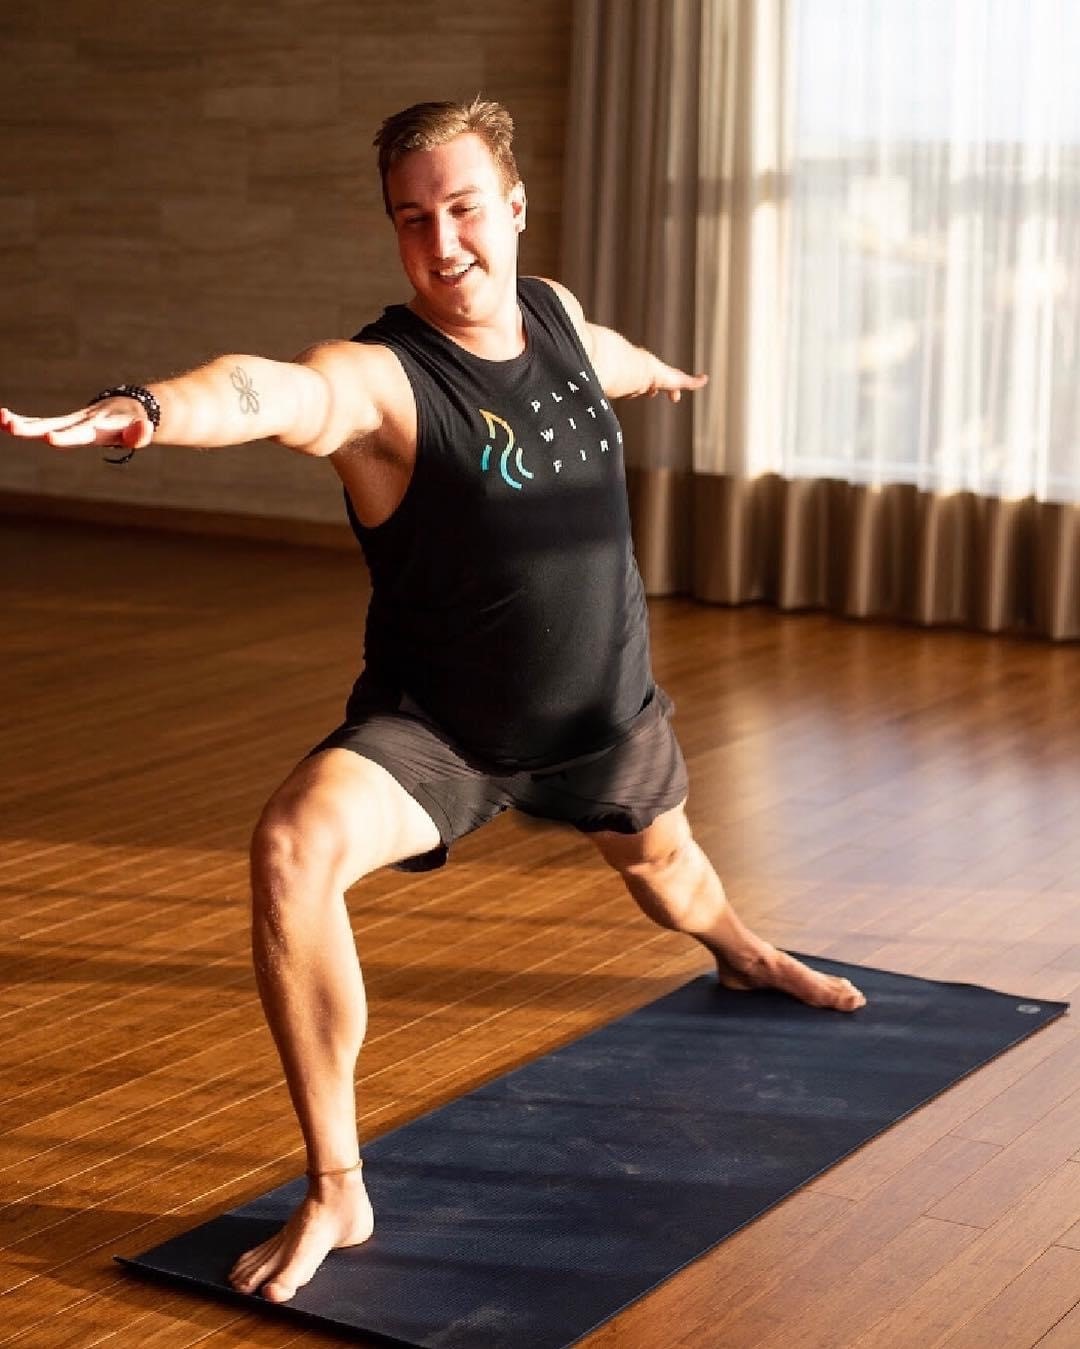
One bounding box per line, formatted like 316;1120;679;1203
510;180;527;233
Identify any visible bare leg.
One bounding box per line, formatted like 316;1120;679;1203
590;802;866;1011
228;749;442;1302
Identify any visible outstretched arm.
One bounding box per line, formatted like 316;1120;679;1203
541;278;708;402
0;341;384;459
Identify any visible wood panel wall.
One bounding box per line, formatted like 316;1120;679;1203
0;0;573;524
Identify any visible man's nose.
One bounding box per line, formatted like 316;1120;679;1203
431;212;460;260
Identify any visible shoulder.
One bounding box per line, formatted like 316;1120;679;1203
290;338;415;451
295;338;412;404
295;337;401;378
524;277;595;357
526;275;588;328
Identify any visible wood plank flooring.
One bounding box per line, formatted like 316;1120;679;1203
1;516;1079;1348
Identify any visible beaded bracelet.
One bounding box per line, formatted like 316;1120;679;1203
91;383;161;465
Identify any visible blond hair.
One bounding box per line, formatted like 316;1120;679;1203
373;97;519;216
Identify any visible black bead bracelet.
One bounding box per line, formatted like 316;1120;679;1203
90;383;161;427
91;383;161;465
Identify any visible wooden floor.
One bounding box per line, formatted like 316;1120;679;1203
2;516;1080;1348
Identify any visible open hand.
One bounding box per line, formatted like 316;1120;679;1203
0;397;154;452
645;362;709;403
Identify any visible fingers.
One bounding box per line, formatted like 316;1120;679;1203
1;407;91;437
1;402;151;451
652;380;709;401
46;421;105;448
127;416;156;450
650;370;710;402
668;372;709;395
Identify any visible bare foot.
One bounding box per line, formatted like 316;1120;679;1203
228;1167;374;1302
712;944;866;1012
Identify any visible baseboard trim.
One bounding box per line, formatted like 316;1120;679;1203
0;491;356;551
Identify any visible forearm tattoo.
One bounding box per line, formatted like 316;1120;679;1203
230;365;260;414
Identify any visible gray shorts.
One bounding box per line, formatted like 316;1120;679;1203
307;685;688;871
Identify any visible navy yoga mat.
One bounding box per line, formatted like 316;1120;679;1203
120;955;1068;1349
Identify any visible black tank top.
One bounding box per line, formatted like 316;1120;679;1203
346;276;652;769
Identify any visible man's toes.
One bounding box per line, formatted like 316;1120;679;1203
229;1257;262;1287
230;1241;285;1293
230;1237;276;1281
836;978;866;1011
228;1259;258;1290
262;1278;299;1303
259;1236;328;1302
231;1261;272;1294
230;1247;269;1280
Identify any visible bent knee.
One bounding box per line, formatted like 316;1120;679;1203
250;795;356;903
593;807;695;881
621;836;697;886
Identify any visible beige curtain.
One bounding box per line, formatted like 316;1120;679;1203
563;0;1080;639
563;0;705;593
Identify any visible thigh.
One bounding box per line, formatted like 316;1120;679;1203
309;708;515;870
259;748;443;885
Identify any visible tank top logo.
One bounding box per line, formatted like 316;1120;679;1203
479;409;534;491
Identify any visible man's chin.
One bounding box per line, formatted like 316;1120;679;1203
418;282;485;323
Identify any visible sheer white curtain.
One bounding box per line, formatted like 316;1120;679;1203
767;0;1080;503
566;0;1080;635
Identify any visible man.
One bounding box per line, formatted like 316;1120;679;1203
1;98;865;1304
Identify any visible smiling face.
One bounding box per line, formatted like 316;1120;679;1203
386;132;526;339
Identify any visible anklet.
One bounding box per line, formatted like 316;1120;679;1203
306;1159;363;1180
